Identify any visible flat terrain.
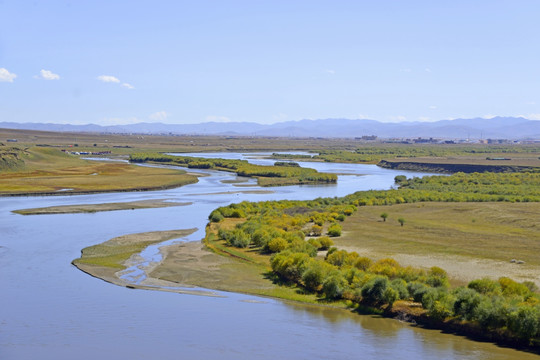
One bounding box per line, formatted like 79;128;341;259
72;229;196;283
0;147;198;195
335;202;540;285
13;199;191;215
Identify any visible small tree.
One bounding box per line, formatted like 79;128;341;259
398;217;405;227
380;212;388;222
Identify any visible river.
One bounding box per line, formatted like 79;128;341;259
1;152;537;360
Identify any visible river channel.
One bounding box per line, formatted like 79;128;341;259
1;152;538;360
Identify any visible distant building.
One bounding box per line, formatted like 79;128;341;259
487;139;511;144
7;139;17;142
356;135;378;141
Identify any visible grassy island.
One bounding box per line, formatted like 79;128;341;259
129;153;337;186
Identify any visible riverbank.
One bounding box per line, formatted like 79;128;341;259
378;158;540;173
71;229;226;297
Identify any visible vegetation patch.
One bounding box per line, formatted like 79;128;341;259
129;153;337;186
72;229;197;277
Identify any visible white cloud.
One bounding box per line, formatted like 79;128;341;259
149;111;168;121
97;75;120;83
418;116;431;122
205;115;231;122
0;68;17;82
122;82;135;89
37;69;60;80
99;117;140;125
325;69;336;75
389;115;407;122
482;114;496;119
429;105;437;109
357;114;370;119
520;113;540;120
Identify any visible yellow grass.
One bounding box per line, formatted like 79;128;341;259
337;202;540;264
0;147;198;195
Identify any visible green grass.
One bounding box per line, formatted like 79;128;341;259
74;241;161;269
336;202;540;265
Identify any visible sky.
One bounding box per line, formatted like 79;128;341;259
1;0;539;125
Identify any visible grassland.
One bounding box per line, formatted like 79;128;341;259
335;202;540;285
0;146;198;196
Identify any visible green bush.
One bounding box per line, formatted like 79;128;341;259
327;223;342;237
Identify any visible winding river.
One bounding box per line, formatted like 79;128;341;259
1;152;538;360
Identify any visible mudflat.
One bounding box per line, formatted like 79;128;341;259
13;199;191;215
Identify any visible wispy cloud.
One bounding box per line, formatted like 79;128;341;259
389;115;407;122
482;114;496;119
97;75;134;89
429;105;437;109
519;113;540;120
97;75;120;83
99;117;140;125
418;116;431;121
325;69;336;75
36;69;60;80
149;111;168;121
205;115;231;122
0;68;17;82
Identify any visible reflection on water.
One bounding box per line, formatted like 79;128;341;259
1;153;538;360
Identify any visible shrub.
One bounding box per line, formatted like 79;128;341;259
302;261;329;292
408;281;429;302
327;223;342;237
467;278;501;295
209;210;224;222
353;257;372;271
226;229;250;248
266;237;288;253
318;236;334;250
322;271;348;299
361;276;390;305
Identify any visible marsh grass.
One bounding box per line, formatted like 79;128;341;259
72;229;196;271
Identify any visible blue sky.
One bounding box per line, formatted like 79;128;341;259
1;0;539;125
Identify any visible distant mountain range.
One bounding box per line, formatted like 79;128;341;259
1;117;539;140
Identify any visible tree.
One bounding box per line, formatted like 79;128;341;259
398;217;405;226
380;212;388;222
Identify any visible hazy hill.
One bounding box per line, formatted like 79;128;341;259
1;117;539;139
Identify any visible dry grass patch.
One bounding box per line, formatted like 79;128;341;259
0;147;198;195
335;202;540;285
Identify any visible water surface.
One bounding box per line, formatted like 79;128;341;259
1;153;537;359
